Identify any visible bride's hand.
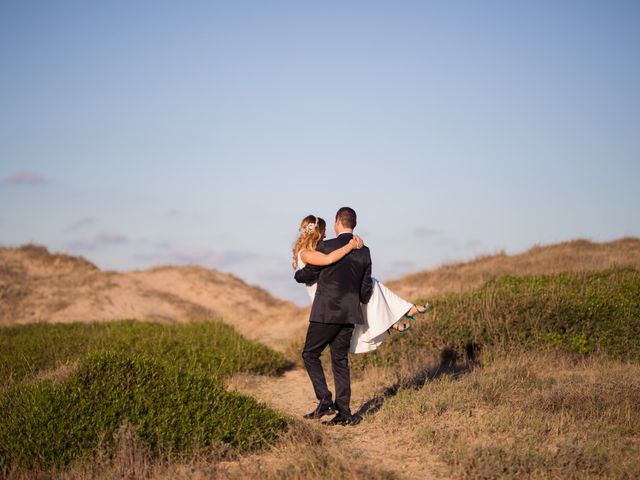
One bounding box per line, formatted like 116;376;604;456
350;235;364;249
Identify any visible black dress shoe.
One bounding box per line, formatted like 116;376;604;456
303;403;336;420
322;413;354;426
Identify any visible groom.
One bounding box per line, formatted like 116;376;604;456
294;207;373;426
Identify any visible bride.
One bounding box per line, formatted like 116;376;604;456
292;214;429;354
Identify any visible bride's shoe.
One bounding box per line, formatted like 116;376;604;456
415;303;430;314
389;304;429;334
390;320;411;333
404;303;430;322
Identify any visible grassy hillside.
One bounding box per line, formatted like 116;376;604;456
375;353;640;479
385;237;640;302
358;267;640;374
351;267;640;478
0;320;290;385
3;239;639;479
0;321;290;474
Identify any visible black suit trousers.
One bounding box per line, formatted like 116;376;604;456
302;322;354;416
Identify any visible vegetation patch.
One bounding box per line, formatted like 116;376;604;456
0;320;290;386
0;320;290;473
374;354;640;479
351;267;640;478
357;267;640;372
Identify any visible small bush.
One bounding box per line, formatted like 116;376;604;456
0;352;287;470
0;320;290;387
356;268;640;372
0;320;291;472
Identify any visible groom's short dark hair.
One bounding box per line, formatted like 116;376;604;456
336;207;357;229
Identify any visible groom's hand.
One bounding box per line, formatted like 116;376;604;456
360;251;373;304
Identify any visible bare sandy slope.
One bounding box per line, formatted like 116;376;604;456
0;244;308;350
386;237;640;302
3;239;639;479
2;238;639;350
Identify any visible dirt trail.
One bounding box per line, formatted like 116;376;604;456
228;367;445;479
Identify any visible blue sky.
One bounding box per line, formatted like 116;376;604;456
1;1;639;305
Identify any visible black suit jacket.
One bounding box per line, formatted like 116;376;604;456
294;233;373;325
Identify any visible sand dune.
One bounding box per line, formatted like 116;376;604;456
2;238;639;350
386;237;640;302
0;244;306;350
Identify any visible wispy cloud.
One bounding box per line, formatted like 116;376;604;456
65;217;96;231
380;259;417;280
4;170;46;186
441;236;485;253
165;246;220;267
216;250;262;268
133;245;260;269
67;232;129;251
413;226;442;238
163;209;183;218
462;239;483;250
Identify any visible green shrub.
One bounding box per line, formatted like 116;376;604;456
0;320;290;386
356;267;640;370
0;320;291;471
0;352;287;469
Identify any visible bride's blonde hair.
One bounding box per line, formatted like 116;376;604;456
292;215;326;269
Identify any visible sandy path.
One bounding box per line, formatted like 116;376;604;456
228;367;445;479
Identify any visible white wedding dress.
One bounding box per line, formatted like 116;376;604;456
297;252;413;354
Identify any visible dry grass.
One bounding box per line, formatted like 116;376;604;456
366;351;640;479
4;238;640;479
31;360;79;386
343;264;640;477
218;422;401;480
386;237;640;302
3;422;232;480
4;421;400;480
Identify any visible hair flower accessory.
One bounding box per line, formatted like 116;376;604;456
299;222;317;235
